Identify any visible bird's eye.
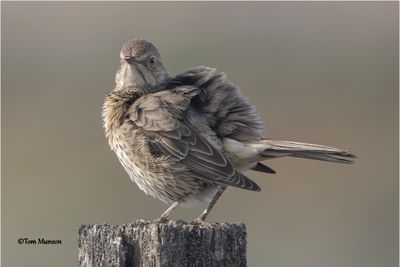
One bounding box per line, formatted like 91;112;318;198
149;56;157;67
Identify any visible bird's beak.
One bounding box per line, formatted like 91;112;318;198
123;56;136;63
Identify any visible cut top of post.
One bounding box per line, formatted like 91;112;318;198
78;220;247;267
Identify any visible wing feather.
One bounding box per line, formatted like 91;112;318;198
129;87;260;191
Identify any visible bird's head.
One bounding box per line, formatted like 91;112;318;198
115;39;169;90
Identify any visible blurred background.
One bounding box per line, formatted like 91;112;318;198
2;2;398;267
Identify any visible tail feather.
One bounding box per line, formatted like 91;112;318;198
251;162;277;173
290;152;354;164
256;139;355;164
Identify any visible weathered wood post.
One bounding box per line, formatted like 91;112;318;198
78;219;247;267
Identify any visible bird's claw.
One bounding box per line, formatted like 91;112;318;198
154;216;169;223
192;217;211;225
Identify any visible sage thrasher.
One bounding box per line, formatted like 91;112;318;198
102;39;355;221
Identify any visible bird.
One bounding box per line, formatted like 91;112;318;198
102;39;355;221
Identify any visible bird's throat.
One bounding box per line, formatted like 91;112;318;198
115;63;160;90
115;64;146;88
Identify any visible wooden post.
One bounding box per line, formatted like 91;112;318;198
78;219;247;267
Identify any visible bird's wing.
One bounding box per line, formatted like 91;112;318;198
128;86;260;192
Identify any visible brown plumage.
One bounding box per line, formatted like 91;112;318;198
102;38;355;221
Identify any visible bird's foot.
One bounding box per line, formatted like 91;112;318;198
153;216;169;223
192;217;211;226
193;217;204;223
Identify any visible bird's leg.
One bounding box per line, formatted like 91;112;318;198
158;201;180;221
197;185;227;221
